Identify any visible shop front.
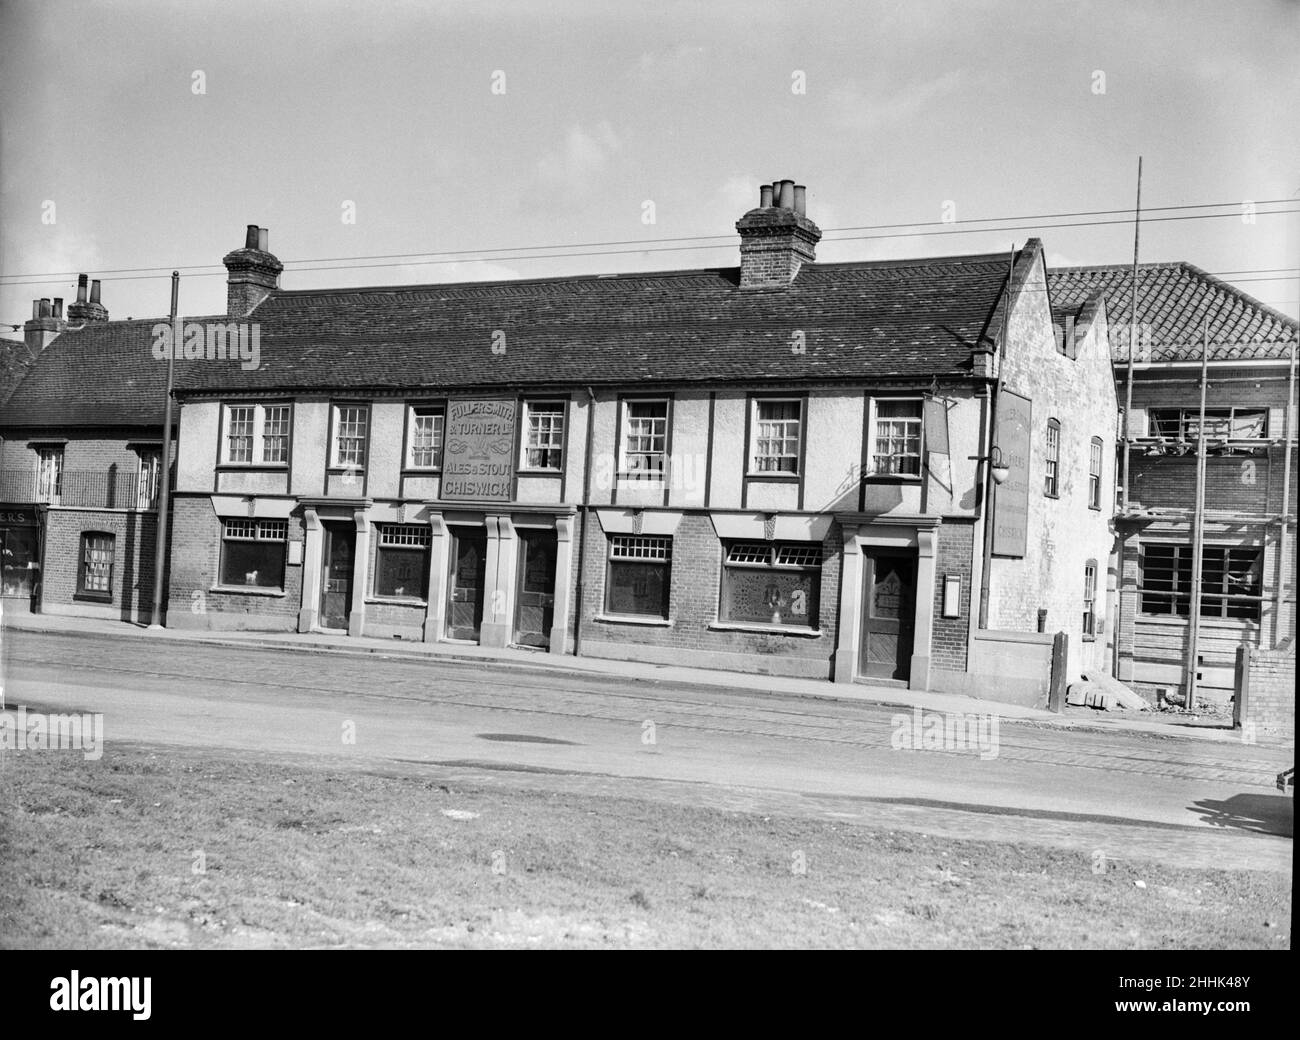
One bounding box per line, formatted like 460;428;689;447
0;503;41;609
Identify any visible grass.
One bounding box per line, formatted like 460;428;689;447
0;743;1290;949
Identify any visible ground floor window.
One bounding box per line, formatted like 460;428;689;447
374;524;431;600
1139;543;1263;620
1083;560;1098;638
220;519;288;589
720;541;821;628
605;535;671;619
77;531;115;599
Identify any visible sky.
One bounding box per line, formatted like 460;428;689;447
0;0;1297;328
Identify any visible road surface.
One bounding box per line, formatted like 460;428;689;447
2;628;1291;873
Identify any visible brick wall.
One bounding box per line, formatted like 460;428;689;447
932;518;974;672
1129;448;1294;515
577;511;839;677
40;508;159;621
166;493;301;630
1237;639;1295;736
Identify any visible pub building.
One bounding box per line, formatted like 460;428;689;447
160;184;1118;703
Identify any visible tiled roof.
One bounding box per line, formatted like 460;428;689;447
1;254;1014;424
0;317;221;427
1049;262;1298;363
175;256;1011;395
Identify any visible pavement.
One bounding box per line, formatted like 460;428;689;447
1;622;1292;874
1;607;1283;747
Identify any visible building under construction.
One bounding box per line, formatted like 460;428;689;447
1052;261;1298;706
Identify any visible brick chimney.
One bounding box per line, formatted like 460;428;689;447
223;225;283;317
23;296;67;353
735;178;821;289
67;274;109;322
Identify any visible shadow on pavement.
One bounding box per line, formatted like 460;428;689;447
1189;793;1294;837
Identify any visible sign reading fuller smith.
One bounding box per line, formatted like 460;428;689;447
440;399;517;501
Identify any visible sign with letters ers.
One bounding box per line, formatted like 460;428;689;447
992;388;1031;558
441;399;517;501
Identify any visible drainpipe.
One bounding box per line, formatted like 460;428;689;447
1276;338;1297;645
571;386;598;657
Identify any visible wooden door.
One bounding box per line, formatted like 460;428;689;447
447;528;488;640
514;530;556;648
859;551;916;681
319;522;355;630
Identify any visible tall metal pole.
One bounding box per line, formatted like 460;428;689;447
148;272;179;629
978;245;1015;629
1276;336;1297;645
1122;157;1143;514
1184;316;1209;711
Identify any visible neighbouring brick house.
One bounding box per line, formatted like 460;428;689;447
1051;262;1298;707
0;278;177;621
148;182;1116;703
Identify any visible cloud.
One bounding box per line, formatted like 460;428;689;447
630;43;708;84
829;70;967;132
538;122;620;190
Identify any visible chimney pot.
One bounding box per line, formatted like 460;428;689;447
793;185;807;215
759;184;774;208
245;224;260;249
257;227;269;251
31;300;40;319
90;280;102;304
779;180;795;209
771;181;782;205
39;298;51;317
53;298;63;318
76;274;88;302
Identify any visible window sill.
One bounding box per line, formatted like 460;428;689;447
708;621;822;638
862;475;922;485
74;591;113;603
366;596;428;607
216;464;288;472
517;468;563;477
744;471;800;481
210;585;286;597
327;467;367;474
400;468;442;476
594;613;673;627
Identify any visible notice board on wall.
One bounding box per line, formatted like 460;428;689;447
440;398;517;501
992;388;1031;558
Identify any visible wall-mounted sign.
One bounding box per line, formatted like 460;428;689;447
441;399;517;501
992;389;1031;558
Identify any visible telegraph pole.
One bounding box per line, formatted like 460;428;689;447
1184;316;1209;711
148;272;179;629
1122;157;1142;514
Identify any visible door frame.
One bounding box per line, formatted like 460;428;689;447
318;519;356;631
513;527;558;649
858;547;917;682
831;517;940;690
445;525;488;642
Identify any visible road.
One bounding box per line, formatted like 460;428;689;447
2;628;1292;872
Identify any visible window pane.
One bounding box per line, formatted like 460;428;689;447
872;400;922;476
376;547;429;599
335;406;368;466
80;534;114;594
623;401;668;477
227;406;254;463
526;402;565;470
410;407;444;468
262;406;291;463
607;560;670;617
